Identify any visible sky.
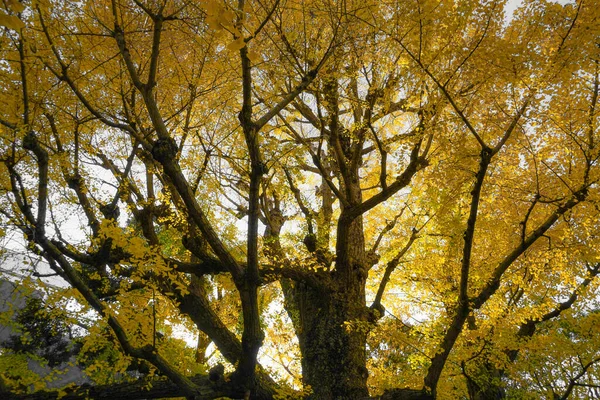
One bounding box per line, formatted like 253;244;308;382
505;0;573;21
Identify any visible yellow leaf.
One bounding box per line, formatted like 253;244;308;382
204;0;220;14
6;0;25;13
226;37;245;52
0;13;24;30
219;9;236;25
247;50;261;63
206;15;221;31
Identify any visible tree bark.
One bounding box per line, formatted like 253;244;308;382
4;372;235;400
282;155;372;399
283;281;370;399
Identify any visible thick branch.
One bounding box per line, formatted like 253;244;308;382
371;228;419;313
237;3;265;388
472;189;587;309
5;372;243;400
425;185;588;395
459;148;492;306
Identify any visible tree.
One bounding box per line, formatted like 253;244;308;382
4;296;76;367
1;0;600;398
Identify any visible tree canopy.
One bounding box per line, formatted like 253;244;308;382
1;0;600;399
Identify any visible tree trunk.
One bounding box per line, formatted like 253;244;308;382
277;76;380;399
466;379;506;400
283;282;370;399
282;188;371;399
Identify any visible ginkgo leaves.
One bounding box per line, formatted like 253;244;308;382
0;0;52;30
5;0;25;13
204;0;235;26
226;37;245;52
203;0;263;62
0;13;24;31
94;219;189;295
246;49;261;63
203;2;242;42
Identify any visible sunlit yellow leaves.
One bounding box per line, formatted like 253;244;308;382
203;0;238;34
5;0;25;13
205;15;221;31
226;37;245;52
0;13;24;30
247;50;261;63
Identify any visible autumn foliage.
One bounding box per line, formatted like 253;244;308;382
1;0;600;399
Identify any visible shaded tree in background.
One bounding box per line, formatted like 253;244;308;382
4;297;76;368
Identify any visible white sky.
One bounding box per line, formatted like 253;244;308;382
505;0;573;21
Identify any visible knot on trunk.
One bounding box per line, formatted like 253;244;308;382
208;364;225;382
67;173;83;189
370;302;385;321
366;249;380;267
22;131;37;151
99;203;120;220
303;233;317;252
255;160;269;175
152;137;178;162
